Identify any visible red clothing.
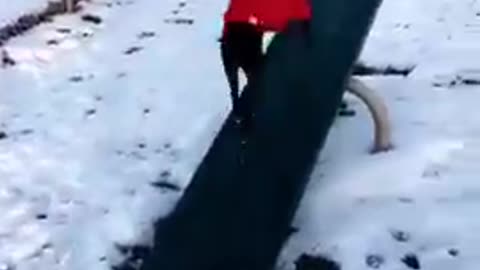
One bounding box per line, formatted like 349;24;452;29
223;0;311;34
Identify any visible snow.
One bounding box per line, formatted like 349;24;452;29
280;0;480;269
1;0;480;269
1;0;228;269
0;0;50;25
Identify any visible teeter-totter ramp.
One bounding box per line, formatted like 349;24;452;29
140;0;384;269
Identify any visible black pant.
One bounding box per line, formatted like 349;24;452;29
220;23;264;117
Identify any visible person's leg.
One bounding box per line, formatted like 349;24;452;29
220;25;241;116
221;23;264;125
238;26;263;82
236;25;264;129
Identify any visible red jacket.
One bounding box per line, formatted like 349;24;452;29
223;0;311;33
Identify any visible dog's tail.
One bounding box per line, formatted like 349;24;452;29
346;77;393;153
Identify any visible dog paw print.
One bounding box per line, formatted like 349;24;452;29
164;18;194;25
171;1;187;15
401;253;421;269
422;163;449;180
138;31;156;39
448;248;460;257
390;229;411;242
123;46;143;55
398;197;415;204
165;1;194;25
1;49;16;67
366;254;385;269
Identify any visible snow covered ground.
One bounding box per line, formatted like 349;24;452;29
0;0;49;25
0;1;229;269
1;0;480;269
281;0;480;269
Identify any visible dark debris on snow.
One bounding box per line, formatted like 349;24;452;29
295;253;341;270
81;14;103;24
401;253;421;269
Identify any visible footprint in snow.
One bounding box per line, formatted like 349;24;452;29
85;109;97;118
56;28;72;34
164;18;194;25
138;31;155;39
422;163;449;180
36;213;48;220
20;129;34;135
366;254;385;269
150;170;181;193
69;74;94;82
401;253;421;269
154;142;180;161
448;248;460;257
128;151;148;161
177;1;187;8
397;197;415;204
432;70;480;88
81;14;103;25
116;72;128;78
171;2;187;15
143;108;151;116
124;46;143;55
390;229;411;242
46;39;60;46
1;50;16;67
69;75;84;82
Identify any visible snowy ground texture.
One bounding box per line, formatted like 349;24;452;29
1;0;480;269
0;0;49;25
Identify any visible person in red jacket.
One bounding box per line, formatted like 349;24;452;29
220;0;312;125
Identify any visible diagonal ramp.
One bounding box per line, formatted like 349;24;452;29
139;0;383;269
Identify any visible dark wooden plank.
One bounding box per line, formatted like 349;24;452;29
139;1;383;269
